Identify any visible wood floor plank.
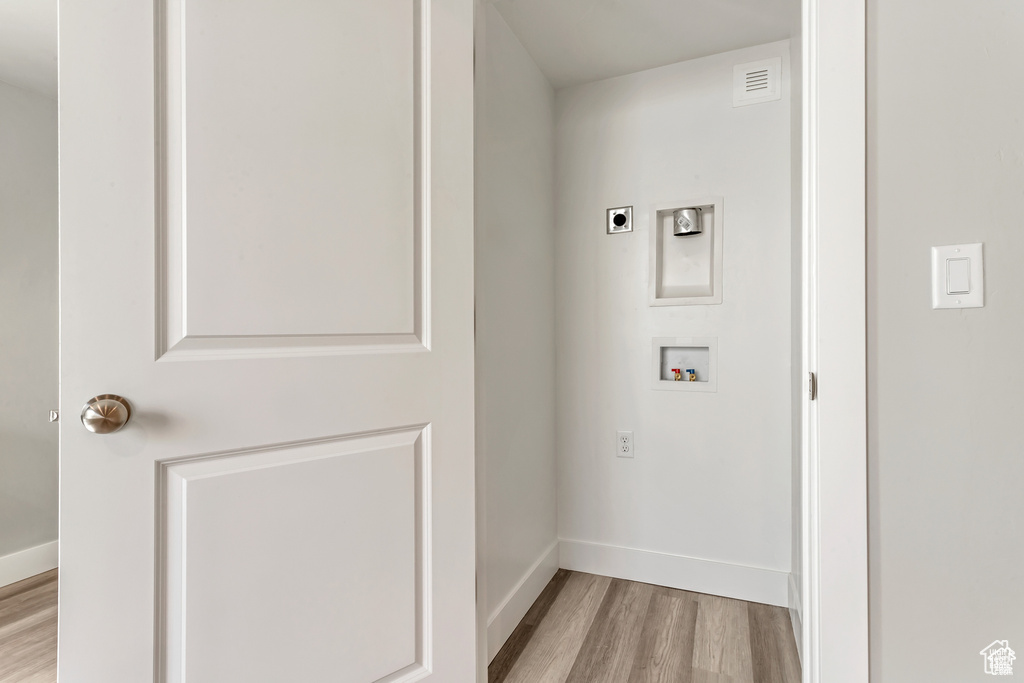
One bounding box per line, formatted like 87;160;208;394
493;572;800;683
769;608;801;683
692;594;754;682
490;569;573;683
747;603;800;683
0;581;58;633
564;578;654;683
0;612;58;682
0;571;57;604
692;669;738;683
504;572;612;683
628;587;699;683
0;570;58;683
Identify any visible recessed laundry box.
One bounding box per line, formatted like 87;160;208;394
649;197;724;306
652;337;718;392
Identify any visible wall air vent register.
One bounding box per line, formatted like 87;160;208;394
733;57;782;107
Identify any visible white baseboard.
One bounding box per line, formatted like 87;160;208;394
0;540;59;588
788;573;803;663
486;540;559;662
559;539;789;607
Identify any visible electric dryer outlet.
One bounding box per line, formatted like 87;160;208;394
617;431;634;458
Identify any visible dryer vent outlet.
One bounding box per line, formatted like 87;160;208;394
673;207;702;236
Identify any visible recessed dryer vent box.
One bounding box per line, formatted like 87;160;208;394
649;197;723;306
652;337;718;392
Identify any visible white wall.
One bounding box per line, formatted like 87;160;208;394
554;41;793;605
475;5;559;661
788;9;804;653
868;2;1024;680
0;80;59;582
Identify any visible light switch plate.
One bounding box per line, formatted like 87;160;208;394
931;243;984;309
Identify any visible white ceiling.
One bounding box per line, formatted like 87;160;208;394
491;0;798;89
0;0;57;98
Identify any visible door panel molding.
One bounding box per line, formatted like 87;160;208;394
155;425;433;682
154;0;432;361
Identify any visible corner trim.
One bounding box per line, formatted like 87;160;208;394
0;540;59;588
559;539;788;607
789;573;804;663
486;540;559;662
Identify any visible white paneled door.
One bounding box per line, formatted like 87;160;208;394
58;1;476;681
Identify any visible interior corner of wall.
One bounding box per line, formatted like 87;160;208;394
485;539;559;662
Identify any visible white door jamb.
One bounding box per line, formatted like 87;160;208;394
801;0;869;681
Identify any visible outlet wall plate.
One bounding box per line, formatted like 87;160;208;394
616;430;633;458
607;206;632;234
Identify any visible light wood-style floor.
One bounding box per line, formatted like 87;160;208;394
0;570;57;683
490;570;801;683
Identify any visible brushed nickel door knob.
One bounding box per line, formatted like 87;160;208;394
81;395;132;434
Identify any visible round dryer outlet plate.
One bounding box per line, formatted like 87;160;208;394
607;206;633;234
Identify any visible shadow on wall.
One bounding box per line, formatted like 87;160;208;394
0;433;58;556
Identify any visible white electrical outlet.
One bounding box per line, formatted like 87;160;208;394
617;431;634;458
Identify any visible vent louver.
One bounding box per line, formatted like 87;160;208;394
733;57;782;107
745;68;770;92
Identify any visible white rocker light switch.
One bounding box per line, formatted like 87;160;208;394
932;243;984;309
946;257;970;294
